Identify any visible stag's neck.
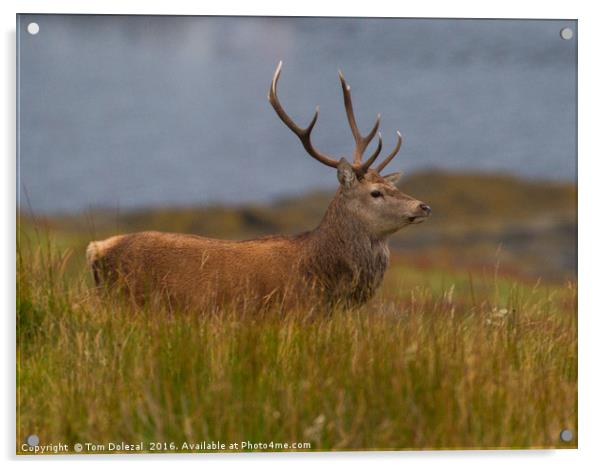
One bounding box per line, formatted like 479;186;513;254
299;193;390;303
310;194;385;249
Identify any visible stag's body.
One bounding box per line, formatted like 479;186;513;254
88;187;390;309
88;62;431;311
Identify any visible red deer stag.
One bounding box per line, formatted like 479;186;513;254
87;62;431;311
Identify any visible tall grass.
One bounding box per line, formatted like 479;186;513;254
16;237;577;453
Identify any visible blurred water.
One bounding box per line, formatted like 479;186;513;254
17;16;577;214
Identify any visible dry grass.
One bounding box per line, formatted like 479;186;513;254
16;232;577;453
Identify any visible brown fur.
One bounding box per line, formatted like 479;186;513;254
87;170;430;312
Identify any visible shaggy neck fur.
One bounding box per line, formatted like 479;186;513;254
298;190;390;305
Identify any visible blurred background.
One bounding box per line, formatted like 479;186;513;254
17;15;577;282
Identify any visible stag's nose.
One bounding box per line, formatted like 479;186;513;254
419;203;432;216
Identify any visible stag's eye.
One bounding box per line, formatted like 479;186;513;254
370;190;383;198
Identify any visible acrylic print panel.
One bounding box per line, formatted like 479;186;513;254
16;15;577;454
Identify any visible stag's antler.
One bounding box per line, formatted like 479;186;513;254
268;61;402;175
375;131;402;173
338;71;383;173
268;61;339;169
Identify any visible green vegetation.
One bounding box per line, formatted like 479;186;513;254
17;171;577;452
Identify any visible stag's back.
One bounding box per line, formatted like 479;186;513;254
87;231;306;310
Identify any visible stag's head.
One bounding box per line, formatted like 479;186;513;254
269;61;431;237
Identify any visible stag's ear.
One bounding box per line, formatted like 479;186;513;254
383;172;403;186
337;158;358;189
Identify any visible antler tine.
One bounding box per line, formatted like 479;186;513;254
338;70;381;165
375;131;403;173
358;132;383;174
269;61;339;169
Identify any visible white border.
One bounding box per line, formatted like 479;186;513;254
3;1;600;468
